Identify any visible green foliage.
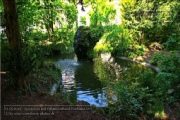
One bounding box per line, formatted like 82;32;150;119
94;25;122;55
27;61;61;93
15;0;77;55
150;53;180;105
150;52;180;87
107;69;176;119
16;0;40;34
93;25;144;58
41;61;61;83
0;2;5;27
94;58;116;84
87;0;116;27
163;36;180;51
150;53;180;73
80;16;87;26
1;40;43;83
1;0;179;118
109;82;152;119
121;0;180;43
95;52;179;118
50;28;75;54
76;25;104;59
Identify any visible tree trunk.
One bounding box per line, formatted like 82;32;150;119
2;0;26;89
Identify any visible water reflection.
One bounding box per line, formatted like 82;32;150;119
93;57;153;105
53;54;108;107
93;58;119;104
50;53;151;107
74;61;107;106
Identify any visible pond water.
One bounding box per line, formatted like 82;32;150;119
49;53;152;107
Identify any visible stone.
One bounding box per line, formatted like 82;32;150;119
74;26;91;60
168;89;174;94
100;53;111;62
74;26;103;60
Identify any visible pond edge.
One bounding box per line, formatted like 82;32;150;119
118;57;161;73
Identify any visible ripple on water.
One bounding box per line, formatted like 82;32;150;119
55;59;80;70
52;58;108;107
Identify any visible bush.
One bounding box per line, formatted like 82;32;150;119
150;52;180;105
150;53;180;73
93;25;137;57
27;61;61;93
121;0;180;44
109;81;152;119
163;36;180;51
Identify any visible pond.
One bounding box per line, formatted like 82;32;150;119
49;53;152;107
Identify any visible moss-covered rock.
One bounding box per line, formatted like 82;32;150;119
74;26;103;60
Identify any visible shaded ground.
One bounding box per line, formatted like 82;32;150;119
1;85;107;120
1;47;180;120
134;43;180;63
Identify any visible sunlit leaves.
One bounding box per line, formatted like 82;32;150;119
86;0;117;26
93;25;134;56
121;0;180;44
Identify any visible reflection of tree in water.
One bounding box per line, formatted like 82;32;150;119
75;61;104;98
94;56;152;105
93;57;122;103
55;59;78;103
56;58;108;106
74;60;108;106
61;69;77;104
94;58;118;83
115;59;151;84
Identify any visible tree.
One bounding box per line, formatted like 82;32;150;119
86;0;116;27
121;0;180;44
2;0;27;90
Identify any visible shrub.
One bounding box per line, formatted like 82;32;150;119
150;53;180;73
163;36;180;51
93;25;136;57
109;81;153;119
150;52;180;105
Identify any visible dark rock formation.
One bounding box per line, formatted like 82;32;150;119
74;26;103;60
